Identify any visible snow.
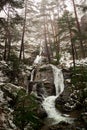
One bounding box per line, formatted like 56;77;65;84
60;52;87;68
0;71;8;84
75;58;87;66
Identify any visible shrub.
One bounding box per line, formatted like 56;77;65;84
3;52;20;83
71;66;87;89
13;89;42;130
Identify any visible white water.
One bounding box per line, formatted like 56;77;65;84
42;65;73;124
33;45;73;124
30;69;35;82
34;43;43;65
34;55;42;64
50;65;64;96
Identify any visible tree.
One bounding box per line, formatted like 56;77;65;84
19;0;27;60
57;11;77;69
72;0;85;58
0;0;24;61
13;89;42;130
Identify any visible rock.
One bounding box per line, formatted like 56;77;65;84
55;84;73;112
83;88;87;98
49;121;75;130
81;112;87;124
0;83;20;130
36;82;47;98
34;64;55;96
84;98;87;110
37;106;47;119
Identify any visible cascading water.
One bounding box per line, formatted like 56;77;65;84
30;69;35;82
34;42;43;65
42;65;73;124
50;65;64;96
32;43;73;124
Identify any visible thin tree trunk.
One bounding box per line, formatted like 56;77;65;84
44;16;51;63
48;12;56;44
73;43;78;59
67;13;76;70
19;0;27;60
46;15;53;57
7;37;11;60
4;38;7;60
7;4;11;61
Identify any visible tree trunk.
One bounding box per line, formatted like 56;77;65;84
4;38;7;60
7;37;11;60
67;13;76;70
19;0;27;60
44;16;51;63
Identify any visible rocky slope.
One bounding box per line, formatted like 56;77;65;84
0;51;87;130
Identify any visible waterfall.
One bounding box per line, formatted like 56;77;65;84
32;43;73;124
34;43;43;65
30;69;35;82
42;64;73;124
50;65;64;96
34;55;42;64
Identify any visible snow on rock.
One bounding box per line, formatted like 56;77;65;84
0;60;9;84
0;83;22;130
75;58;87;66
60;52;73;68
60;52;87;68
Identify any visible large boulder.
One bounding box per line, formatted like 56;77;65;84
0;83;22;130
34;64;55;96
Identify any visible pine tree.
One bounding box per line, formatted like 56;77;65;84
0;0;24;61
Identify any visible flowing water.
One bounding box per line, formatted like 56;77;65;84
32;45;73;125
42;65;73;124
30;69;35;82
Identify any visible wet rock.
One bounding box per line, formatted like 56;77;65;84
36;82;47;97
81;112;87;124
49;121;75;130
34;64;54;96
84;98;87;110
55;84;73;112
83;87;87;98
37;106;47;119
0;83;20;130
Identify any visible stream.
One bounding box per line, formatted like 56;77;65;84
32;46;73;125
42;64;73;124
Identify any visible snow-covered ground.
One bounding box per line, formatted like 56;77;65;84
60;52;87;68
